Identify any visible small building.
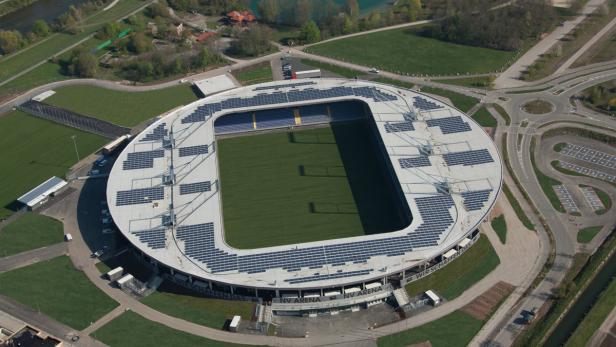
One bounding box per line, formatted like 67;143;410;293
107;267;124;282
226;10;256;24
193;75;237;97
229;315;241;332
4;326;62;347
17;177;68;210
116;274;135;289
425;290;441;306
194;31;216;43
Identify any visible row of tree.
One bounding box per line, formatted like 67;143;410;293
0;20;49;54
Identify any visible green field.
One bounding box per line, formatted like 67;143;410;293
377;310;484;347
471;107;497;127
491;214;507;244
306;26;515;76
436;76;492;88
419;87;479;113
404;235;500;299
0;111;107;218
141;282;255;329
0;213;64;257
218;121;407;249
232;62;273;85
300;59;364;78
0;62;71;98
45;85;198;127
93;311;263;347
0;256;117;330
577;226;602;244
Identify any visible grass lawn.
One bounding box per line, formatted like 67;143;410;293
372;76;414;89
300;59;363;78
377;310;484;347
553;142;567;152
593;186;612;214
0;62;71;99
45;85;198;127
404;235;500;300
0;255;117;330
92;311;263;347
0;111;107;219
530;138;565;213
141;281;255;330
491;214;507;244
436;76;491;88
471;107;497;127
577;226;602;243
218;120;407;249
565;275;616;347
572;32;616;67
0;213;64;257
522;100;553;114
306;26;515;76
491;103;511;125
502;184;534;230
232;62;273;85
419;86;479;113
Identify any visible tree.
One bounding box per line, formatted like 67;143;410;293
0;30;23;54
128;32;153;54
32;20;50;37
294;0;311;26
71;52;98;77
342;15;356;34
257;0;279;24
408;0;422;21
101;22;122;39
128;14;147;32
299;20;320;43
366;11;382;29
345;0;359;19
229;24;273;57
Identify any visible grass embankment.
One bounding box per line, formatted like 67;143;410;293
530;138;565;213
491;215;507;244
299;58;363;78
0;256;117;330
491;103;511;125
502;184;535;230
219;121;406;249
577;226;603;244
141;282;255;330
92;311;263;347
471;107;497;127
45;85;198;127
306;26;515;76
564;275;616;347
405;235;499;299
522;100;553;114
232;62;273;85
372;76;414;89
435;76;492;88
0;213;64;257
419;86;478;113
0;111;107;218
376;310;485;347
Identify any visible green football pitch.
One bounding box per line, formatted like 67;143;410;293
218;120;409;249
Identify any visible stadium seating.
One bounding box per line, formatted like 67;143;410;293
255;108;295;129
298;104;330;125
214;112;253;134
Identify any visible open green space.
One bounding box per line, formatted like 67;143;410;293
577;226;602;244
141;281;255;330
530;139;565;213
0;111;107;218
471;107;497;127
502;184;535;230
592;186;612;215
300;58;363;78
377;310;484;347
491;215;507;244
232;62;273;85
573;32;616;67
45;85;198;127
436;76;492;88
419;87;479;113
372;76;414;89
93;311;263;347
0;213;64;257
218;120;407;249
522;99;553;114
565;274;616;347
0;255;117;330
404;235;500;300
306;26;516;76
0;62;71;99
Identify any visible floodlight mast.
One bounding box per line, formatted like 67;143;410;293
70;135;79;161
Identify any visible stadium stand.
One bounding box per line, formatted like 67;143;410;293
255;108;295;129
298;104;330;125
214;112;253;134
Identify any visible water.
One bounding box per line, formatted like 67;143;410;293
0;0;89;33
249;0;391;17
544;249;616;347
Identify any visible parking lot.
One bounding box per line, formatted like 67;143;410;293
559;144;616;169
579;186;605;212
558;160;616;183
553;185;580;214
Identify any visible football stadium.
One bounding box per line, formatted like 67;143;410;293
106;78;502;315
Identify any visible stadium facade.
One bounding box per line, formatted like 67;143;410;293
106;78;502;314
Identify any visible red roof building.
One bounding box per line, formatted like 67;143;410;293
226;10;256;24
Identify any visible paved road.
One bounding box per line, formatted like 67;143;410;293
493;0;608;89
0;243;68;272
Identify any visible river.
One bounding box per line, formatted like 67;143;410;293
0;0;89;33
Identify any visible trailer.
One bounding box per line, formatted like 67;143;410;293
294;69;321;79
102;135;130;155
229;316;241;332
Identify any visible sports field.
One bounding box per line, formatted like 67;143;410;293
45;85;198;127
218;121;407;249
0;213;64;257
306;26;516;76
0;111;107;218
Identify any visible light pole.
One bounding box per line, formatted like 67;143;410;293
71;135;80;162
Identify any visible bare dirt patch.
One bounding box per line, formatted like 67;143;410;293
461;281;515;320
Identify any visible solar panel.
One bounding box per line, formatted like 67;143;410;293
399;156;430;168
426;116;471;134
178;144;209;157
140;123;167;142
413;96;443;110
123;150;164;170
179;181;211;195
116;187;164;206
132;228;166;249
385;121;414;133
254;81;315;91
443;149;494;166
461;189;492;211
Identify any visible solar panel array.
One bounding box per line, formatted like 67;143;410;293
179;181;211;195
413;97;443;111
443;149;494;166
132;228;166;249
141;123;167;142
182;103;223;124
461;189;492;211
399;156;431;168
284;269;373;284
254;81;315;91
123;149;164;170
116;187;164;206
178;144;209;157
408;195;455;248
385;121;415;133
426;116;472;134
